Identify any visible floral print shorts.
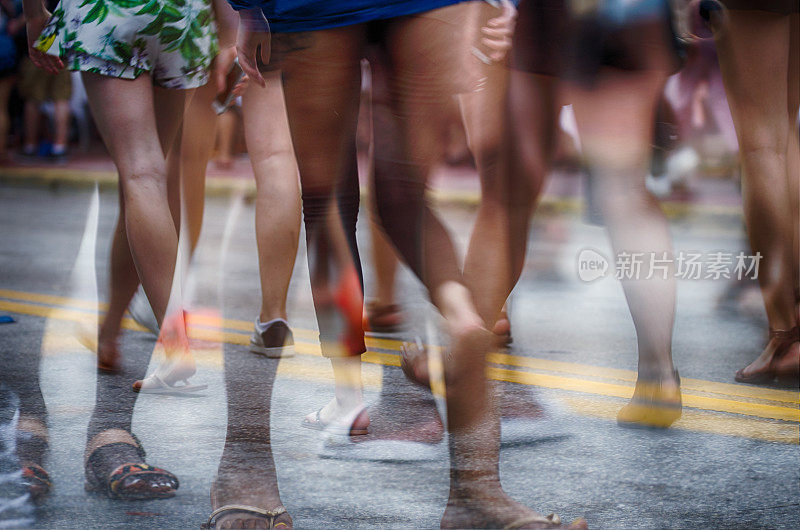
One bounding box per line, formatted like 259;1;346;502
34;0;219;89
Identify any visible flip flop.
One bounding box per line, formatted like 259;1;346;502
301;405;369;436
133;374;207;396
202;505;290;529
505;513;588;529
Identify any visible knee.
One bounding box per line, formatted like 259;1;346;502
119;162;167;197
737;126;788;162
252;144;297;182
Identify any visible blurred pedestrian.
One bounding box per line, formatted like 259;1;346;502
0;0;24;163
232;1;586;528
502;0;684;428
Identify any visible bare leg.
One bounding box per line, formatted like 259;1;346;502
0;78;14;159
82;73;193;383
215;110;236;169
787;14;799;314
22;99;39;151
374;5;573;527
52;99;70;150
241;71;301;323
714;11;798;380
210;348;292;529
179;81;219;253
567;68;681;428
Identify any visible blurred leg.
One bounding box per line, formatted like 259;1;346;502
52;100;70;150
0;78;13;159
210;347;291;528
570;71;678;382
279;27;369;426
376;5;570;528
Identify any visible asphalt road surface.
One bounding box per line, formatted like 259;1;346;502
0;182;797;529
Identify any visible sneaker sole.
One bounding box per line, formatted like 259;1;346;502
249;342;295;358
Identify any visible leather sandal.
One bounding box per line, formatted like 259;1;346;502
84;428;179;500
16;416;51;503
364;300;404;333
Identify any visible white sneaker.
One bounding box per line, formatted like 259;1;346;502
128;286;159;336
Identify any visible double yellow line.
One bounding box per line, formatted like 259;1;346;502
1;287;797;444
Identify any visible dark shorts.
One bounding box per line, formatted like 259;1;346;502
512;0;683;84
18;58;72;102
720;0;799;14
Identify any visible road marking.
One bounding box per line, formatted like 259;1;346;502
1;290;798;428
2;287;795;402
563;396;798;445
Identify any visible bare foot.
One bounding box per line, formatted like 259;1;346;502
356;395;444;445
96;340;120;373
772;342;799;386
736;328;799;384
401;339;432;389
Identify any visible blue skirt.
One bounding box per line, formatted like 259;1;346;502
236;0;468;33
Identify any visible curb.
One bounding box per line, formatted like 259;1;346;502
0;166;744;223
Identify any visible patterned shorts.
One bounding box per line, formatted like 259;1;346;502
34;0;219;89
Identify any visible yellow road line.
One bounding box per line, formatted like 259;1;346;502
563;396;798;445
3;287;797;404
489;352;799;405
487;367;798;423
4;297;799;445
0;289;800;414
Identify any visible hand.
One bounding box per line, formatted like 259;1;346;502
212;45;237;94
232;74;250;97
26;12;63;74
236;8;270;88
481;0;516;62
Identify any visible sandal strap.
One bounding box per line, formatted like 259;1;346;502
505;512;562;529
203;505;287;528
21;463;51;486
84;429;145;466
107;462;178;496
769;327;800;341
17;416;49;444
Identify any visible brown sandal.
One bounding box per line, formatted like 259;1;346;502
84;429;179;500
16;416;51;503
364;300;404;333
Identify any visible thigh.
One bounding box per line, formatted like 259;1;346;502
714;10;791;150
154;86;191;157
241;70;295;171
277;26;365;193
384;1;500;169
81;73;164;175
568;70;666;172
